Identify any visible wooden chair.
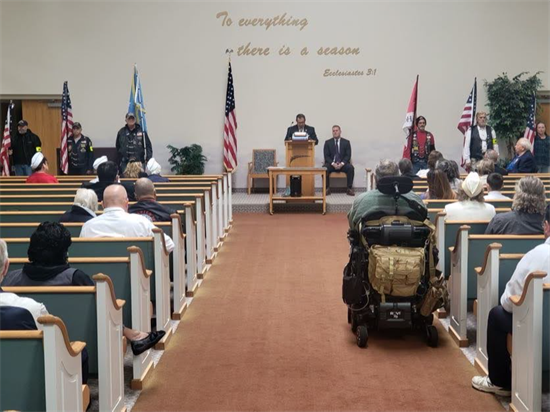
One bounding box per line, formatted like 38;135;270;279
248;149;277;194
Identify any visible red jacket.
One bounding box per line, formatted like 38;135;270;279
26;172;59;184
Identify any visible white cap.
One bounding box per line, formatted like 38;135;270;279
462;172;484;198
93;156;108;171
31;152;44;170
146;158;161;175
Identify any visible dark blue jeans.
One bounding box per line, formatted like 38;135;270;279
412;160;427;175
487;305;513;389
14;164;32;176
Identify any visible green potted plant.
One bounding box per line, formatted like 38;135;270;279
167;144;207;175
484;72;542;159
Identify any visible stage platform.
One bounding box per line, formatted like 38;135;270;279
232;190;364;214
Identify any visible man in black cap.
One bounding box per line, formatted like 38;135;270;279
115;113;153;174
67;122;95;175
9;120;42;176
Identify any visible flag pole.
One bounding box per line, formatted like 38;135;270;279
224;48;234;173
472;77;477;127
413;74;419;133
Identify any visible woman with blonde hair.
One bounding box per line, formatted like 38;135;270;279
476;159;495;187
123;161;144;179
485;176;546;234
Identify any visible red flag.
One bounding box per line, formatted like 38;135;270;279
59;81;73;174
1;102;14;176
523;94;536;154
401;76;418;159
223;62;238;170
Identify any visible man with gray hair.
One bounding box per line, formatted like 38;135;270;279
348;159;425;230
0;239;49;330
129;178;175;222
59;188;98;223
484;149;508;175
506;138;538;173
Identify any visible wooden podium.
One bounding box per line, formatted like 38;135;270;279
285;140;316;196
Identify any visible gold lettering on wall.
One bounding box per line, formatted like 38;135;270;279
217;11;308;31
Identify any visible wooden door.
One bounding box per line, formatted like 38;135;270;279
22;100;61;172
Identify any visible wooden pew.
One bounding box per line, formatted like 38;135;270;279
474;245;523;375
4;236;173;350
0;315;87;412
509;272;549;412
448;230;544;347
3;274;126;412
7;253;154;389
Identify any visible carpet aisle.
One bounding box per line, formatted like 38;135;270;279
133;214;503;412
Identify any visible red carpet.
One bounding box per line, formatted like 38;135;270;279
133;213;503;412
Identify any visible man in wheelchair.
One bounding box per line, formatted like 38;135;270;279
344;160;448;348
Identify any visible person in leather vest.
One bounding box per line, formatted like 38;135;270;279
462;112;498;171
9;120;42;176
116;112;153;174
408;116;436;174
67;122;94;175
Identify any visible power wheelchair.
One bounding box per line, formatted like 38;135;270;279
343;176;447;348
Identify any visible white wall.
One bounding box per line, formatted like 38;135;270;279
1;1;548;187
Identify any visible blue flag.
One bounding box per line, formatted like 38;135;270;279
129;64;147;133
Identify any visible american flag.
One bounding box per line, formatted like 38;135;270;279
59;81;73;174
223;62;237;170
0;101;14;176
458;79;477;166
523;94;536;153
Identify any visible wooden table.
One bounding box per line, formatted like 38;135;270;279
267;167;327;215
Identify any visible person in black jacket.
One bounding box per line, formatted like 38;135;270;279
59;189;98;223
506;138;538;173
67;122;94;175
323;125;354;195
284;113;318;145
1;222;165;356
82;161;136;201
129;178;175;222
9;120;41;176
116;113;153;173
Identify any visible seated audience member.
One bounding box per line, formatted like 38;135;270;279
476;159;495;187
444;172;496;221
0;239;48;329
484;173;510;200
59;189;98;223
1;224;165;356
506;138;538;173
534;122;550;173
81;184;174;252
416;150;443;178
472;205;550;396
129;178;175;222
348;160;425;230
82;160;135;201
88;155;108;184
436;159;462;191
422;169;456;200
398;158;421;181
146;158;170;182
25;152;59;184
485;149;508;176
485;176;546;235
123;161;144;179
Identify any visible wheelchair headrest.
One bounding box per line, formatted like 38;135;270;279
377;176;413;196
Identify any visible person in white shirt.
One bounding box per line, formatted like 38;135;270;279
484;173;510;200
81;184;174;253
444;172;496;221
0;239;49;329
472;205;550;396
462;112;498;172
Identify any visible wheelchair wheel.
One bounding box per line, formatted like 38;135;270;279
356;325;368;348
426;325;438;347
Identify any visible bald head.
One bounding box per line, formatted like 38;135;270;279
103;184;129;210
135;178;156;201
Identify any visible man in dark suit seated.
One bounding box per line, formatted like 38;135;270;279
323;125;355;196
506;138;538;173
284;113;318;145
81;160;136;201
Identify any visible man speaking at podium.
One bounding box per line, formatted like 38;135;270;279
284;113;318;145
